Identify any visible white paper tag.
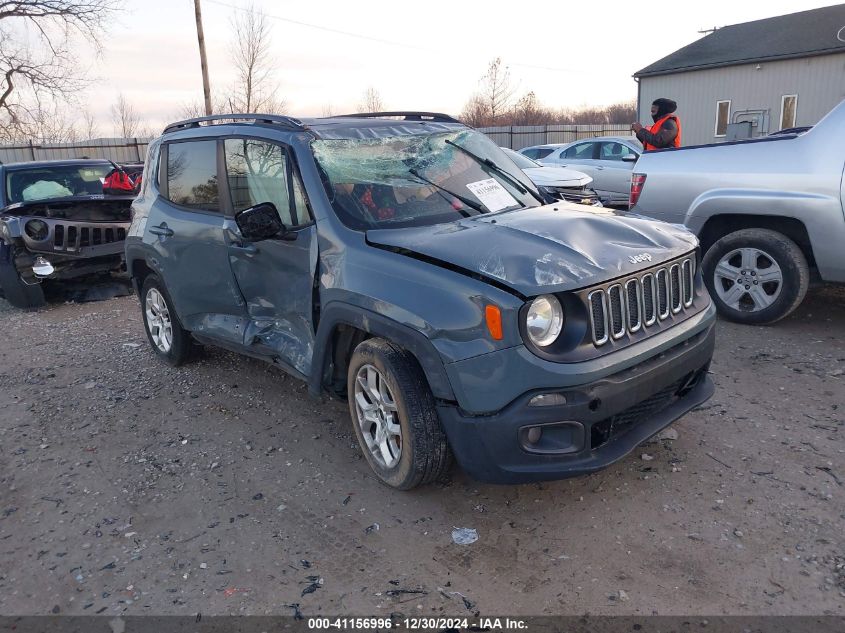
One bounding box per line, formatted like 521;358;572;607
465;178;517;212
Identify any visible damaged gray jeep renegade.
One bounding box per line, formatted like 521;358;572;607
126;112;716;489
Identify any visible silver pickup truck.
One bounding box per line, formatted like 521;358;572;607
630;99;845;324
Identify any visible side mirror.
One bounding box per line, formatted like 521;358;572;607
235;202;285;241
622;154;638;163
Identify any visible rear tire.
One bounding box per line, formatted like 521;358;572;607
702;228;809;325
347;338;452;490
140;274;193;366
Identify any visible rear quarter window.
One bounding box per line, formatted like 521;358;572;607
165;140;219;211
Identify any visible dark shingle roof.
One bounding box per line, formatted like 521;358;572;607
634;4;845;77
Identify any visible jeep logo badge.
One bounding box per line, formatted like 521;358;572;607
629;253;653;264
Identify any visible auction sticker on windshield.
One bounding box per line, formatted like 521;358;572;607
466;178;517;212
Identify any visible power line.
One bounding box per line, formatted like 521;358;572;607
203;0;584;74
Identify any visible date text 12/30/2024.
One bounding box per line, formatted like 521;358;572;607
307;618;529;630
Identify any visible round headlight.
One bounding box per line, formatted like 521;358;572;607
525;294;564;347
25;219;49;241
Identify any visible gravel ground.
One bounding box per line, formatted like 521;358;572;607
0;285;843;617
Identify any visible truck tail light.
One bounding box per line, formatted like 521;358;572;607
629;173;647;209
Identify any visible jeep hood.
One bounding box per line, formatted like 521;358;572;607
366;204;697;296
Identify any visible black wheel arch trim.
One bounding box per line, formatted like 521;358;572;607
126;245;168;299
309;302;456;402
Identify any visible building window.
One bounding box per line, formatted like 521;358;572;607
780;95;798;130
715;100;731;137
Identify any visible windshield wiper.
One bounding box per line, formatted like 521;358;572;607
408;169;482;216
444;139;545;204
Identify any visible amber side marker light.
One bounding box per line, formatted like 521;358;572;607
485;305;503;340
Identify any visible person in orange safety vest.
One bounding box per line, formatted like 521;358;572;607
632;98;681;151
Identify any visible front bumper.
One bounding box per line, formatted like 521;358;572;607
437;322;715;484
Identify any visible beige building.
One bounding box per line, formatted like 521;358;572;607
634;4;845;146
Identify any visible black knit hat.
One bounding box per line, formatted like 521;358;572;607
652;98;678;121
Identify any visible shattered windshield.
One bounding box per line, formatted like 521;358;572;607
312;129;541;230
5;164;111;204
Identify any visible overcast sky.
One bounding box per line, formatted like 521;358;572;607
81;0;840;134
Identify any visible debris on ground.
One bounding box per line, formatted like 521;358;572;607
657;427;679;441
451;527;478;545
364;523;379;534
301;576;324;596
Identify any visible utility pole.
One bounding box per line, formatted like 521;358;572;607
193;0;213;115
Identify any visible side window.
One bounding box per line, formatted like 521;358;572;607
535;148;554;160
291;169;312;225
563;143;594;159
224;138;297;226
522;149;538;159
599;142;637;161
166;140;219;211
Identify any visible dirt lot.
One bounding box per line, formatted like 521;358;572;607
0;286;843;617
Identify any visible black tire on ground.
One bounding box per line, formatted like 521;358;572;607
140;274;193;366
0;261;45;310
702;228;809;325
347;338;453;490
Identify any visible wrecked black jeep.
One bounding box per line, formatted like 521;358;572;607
0;159;135;308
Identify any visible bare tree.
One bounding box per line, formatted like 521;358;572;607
111;93;140;138
604;99;637;124
459;58;517;127
459;94;488;128
79;108;98;140
320;103;337;117
357;87;383;113
510;91;546;126
479;57;516;124
227;4;284;114
0;0;120;140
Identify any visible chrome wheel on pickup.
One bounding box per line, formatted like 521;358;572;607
712;247;783;312
140;274;194;366
703;228;809;325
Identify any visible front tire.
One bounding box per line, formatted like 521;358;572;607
0;243;46;309
140;274;193;366
347;338;452;490
702;228;809;325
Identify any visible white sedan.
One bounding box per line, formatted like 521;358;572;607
499;148;600;205
519;137;642;207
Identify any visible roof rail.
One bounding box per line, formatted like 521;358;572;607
332;111;463;124
163;113;305;134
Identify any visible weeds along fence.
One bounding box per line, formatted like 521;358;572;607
0;138;154;164
478;123;633;150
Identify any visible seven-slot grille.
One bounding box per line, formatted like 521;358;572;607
587;256;695;346
52;222;127;252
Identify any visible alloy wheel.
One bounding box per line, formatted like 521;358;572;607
353;364;402;469
145;288;174;353
712;247;783;312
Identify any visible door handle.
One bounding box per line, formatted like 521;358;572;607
149;223;174;237
595;166;605;170
229;242;257;254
